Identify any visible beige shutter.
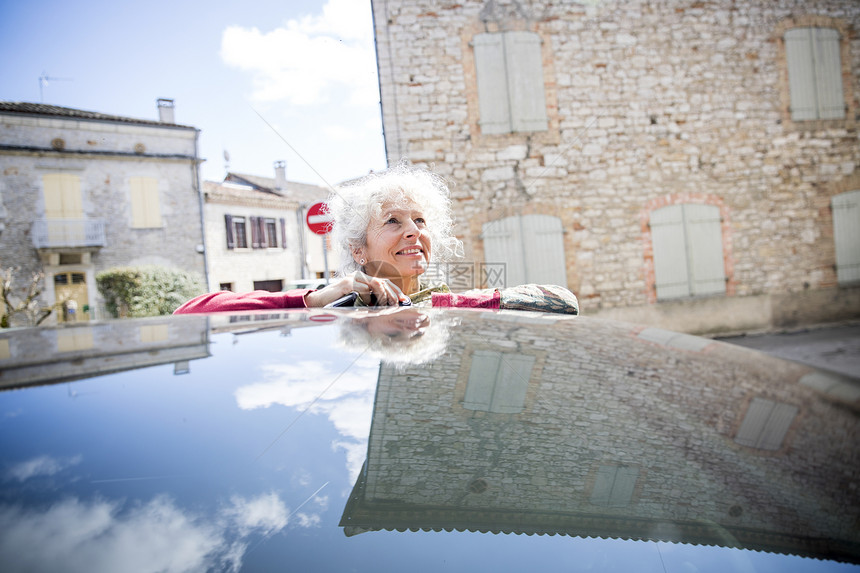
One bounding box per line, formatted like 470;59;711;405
504;31;548;132
43;173;82;219
130;177;161;228
474;33;511;134
832;190;860;284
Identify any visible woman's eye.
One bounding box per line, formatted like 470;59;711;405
386;217;398;224
414;217;426;225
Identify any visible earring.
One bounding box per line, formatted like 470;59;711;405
359;258;366;265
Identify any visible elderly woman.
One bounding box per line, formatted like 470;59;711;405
174;163;578;314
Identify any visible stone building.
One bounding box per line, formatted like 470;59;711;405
0;314;210;389
0;100;205;324
371;0;860;333
203;164;334;293
340;309;860;562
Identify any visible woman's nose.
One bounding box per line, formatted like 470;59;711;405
402;219;419;236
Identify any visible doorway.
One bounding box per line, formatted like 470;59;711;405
54;272;90;322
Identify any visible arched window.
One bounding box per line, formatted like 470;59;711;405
650;204;726;300
482;214;567;288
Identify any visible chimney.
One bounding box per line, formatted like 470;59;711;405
274;161;287;192
157;98;175;124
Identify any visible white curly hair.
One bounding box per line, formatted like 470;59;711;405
326;162;463;276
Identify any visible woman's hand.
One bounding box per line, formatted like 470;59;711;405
304;271;410;307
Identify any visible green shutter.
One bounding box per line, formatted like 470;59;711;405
504;31;548;132
832;190;860;284
813;27;845;120
483;217;525;288
520;214;567;287
785;28;818;121
590;465;639;508
651;205;691;299
474;33;511;134
684;204;726;296
735;398;797;450
463;350;534;414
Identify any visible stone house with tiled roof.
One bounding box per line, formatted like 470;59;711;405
372;0;860;334
0;99;206;324
203;163;335;293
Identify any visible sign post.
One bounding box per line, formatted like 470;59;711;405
305;202;333;284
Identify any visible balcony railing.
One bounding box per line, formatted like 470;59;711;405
31;219;106;249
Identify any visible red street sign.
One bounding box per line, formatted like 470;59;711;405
306;202;333;235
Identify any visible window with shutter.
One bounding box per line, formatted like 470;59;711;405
250;216;260;248
482;214;567;288
463;350;535;414
785;27;845;121
279;218;287;249
651;204;726;300
42;173;82;219
129;177;161;228
473;31;548;135
832;190;860;284
225;215;235;249
265;218;278;248
590;465;639;508
735;398;797;451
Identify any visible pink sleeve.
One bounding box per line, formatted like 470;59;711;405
173;289;312;314
431;290;500;309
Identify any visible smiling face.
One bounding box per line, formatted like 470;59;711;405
355;201;431;289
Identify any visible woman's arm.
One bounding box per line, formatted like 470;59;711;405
173;289;312;314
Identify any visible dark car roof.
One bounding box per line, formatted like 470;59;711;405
0;309;858;571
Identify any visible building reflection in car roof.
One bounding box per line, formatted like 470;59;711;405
340;310;860;564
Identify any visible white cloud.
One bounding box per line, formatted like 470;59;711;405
224;492;288;537
7;454;82;482
220;0;378;106
235;358;377;481
295;512;322;528
0;492;291;573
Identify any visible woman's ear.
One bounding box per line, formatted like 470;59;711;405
351;245;365;265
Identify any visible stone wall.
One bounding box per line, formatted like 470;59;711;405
372;0;860;331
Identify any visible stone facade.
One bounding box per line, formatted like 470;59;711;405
203;169;334;293
0;101;205;324
371;0;860;333
341;309;860;561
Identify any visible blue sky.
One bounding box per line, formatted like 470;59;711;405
0;0;387;187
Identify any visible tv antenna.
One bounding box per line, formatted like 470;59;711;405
39;71;73;103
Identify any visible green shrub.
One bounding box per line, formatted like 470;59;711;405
96;266;205;318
